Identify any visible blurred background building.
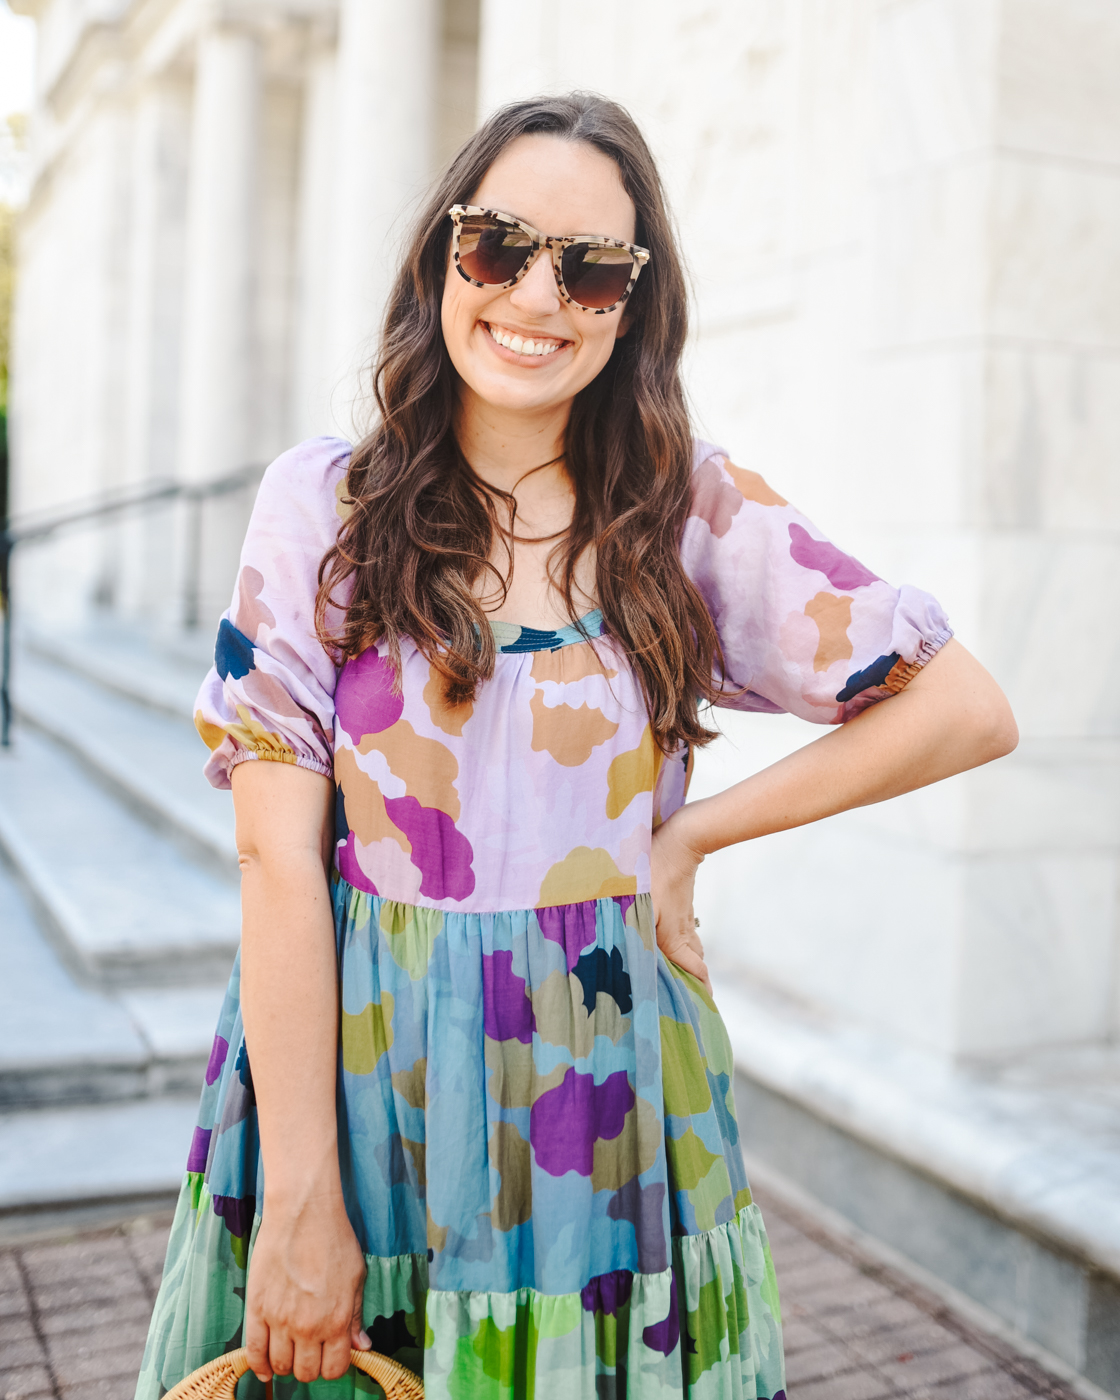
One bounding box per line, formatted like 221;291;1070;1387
1;1;1118;1394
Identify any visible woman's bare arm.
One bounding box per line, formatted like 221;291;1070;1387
233;760;369;1385
652;639;1018;986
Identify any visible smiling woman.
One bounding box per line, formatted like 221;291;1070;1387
136;92;1015;1400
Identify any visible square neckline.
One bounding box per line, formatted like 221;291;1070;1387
488;609;604;653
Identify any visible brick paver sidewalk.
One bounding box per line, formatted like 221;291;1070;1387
0;1184;1084;1399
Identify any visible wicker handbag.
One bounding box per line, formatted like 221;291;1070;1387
163;1346;424;1398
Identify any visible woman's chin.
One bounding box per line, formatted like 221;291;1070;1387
464;365;574;414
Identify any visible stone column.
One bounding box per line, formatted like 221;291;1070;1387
291;42;338;444
476;0;550;119
11;94;132;628
326;0;438;429
117;76;190;622
176;24;260;625
436;0;481;169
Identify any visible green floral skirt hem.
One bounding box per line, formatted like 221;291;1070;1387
135;1180;784;1399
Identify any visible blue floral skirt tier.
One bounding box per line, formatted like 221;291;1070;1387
135;881;786;1398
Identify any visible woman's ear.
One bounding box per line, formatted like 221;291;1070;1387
615;312;633;339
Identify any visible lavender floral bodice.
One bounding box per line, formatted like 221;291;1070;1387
194;436;951;912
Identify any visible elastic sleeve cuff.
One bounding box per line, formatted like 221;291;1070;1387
225;749;334;779
884;627;953;695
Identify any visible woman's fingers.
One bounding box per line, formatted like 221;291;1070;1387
331;1287;371;1376
268;1327;295;1379
245;1314;273;1383
292;1339;325;1385
351;1288;371;1352
256;1311;359;1385
664;940;712;992
657;915;712;992
282;1298;365;1382
321;1331;354;1381
650;808;713;991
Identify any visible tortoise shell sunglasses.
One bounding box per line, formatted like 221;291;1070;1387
448;204;651;314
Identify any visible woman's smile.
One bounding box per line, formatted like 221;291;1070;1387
479;318;572;365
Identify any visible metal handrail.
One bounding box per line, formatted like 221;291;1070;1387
0;463;263;746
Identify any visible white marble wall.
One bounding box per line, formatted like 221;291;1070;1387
10;0;1119;1057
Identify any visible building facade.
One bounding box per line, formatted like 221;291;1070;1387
10;0;1120;1239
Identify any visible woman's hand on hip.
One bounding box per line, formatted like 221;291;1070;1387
245;1188;369;1385
650;811;711;993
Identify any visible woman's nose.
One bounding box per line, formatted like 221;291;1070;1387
508;248;562;315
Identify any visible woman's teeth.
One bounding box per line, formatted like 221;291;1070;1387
486;323;563;357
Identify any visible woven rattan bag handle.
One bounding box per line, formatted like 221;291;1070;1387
162;1346;424;1398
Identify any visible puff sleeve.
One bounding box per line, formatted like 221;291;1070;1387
194;436;354;789
682;442;952;723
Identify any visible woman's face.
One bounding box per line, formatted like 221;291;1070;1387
441;134;637;417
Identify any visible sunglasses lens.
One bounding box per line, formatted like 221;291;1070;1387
560;243;635;309
458;216;533;285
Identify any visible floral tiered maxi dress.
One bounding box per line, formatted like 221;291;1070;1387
136;437;950;1399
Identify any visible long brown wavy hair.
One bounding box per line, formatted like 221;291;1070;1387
317;92;726;752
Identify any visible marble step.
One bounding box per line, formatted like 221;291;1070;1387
13;646;237;878
714;965;1120;1393
23;622;213;722
0;852;228;1107
0;1096;198;1232
714;967;1120;1283
0;727;241;987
